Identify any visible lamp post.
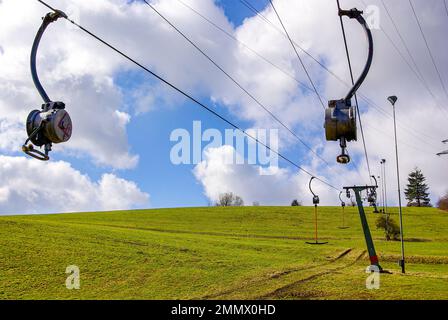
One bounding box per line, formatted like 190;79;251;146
388;95;405;273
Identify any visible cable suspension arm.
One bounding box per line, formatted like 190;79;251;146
338;7;373;101
31;10;67;103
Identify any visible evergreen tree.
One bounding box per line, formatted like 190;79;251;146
404;168;431;207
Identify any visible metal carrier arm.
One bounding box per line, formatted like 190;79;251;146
31;10;67;103
308;177;316;197
338;191;345;207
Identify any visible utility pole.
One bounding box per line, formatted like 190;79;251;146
388;96;405;273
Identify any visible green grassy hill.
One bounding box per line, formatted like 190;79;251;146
0;206;447;299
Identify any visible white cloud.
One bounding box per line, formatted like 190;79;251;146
0;156;149;215
193;145;354;206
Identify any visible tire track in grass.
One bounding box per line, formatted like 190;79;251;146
199;249;354;299
258;250;366;299
17;218;358;242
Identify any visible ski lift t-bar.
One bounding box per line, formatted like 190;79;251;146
22;9;72;161
324;8;373;164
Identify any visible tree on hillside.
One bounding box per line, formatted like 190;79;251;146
404;168;431;207
437;192;448;211
376;215;400;241
291;199;301;206
216;192;244;207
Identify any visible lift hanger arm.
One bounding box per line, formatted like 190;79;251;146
30;10;67;103
309;176;317;197
339;8;373;101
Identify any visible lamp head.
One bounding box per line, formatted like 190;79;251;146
387;95;397;105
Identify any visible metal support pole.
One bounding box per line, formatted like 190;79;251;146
353;187;382;269
344;185;382;270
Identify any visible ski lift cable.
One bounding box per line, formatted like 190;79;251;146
363;122;440;154
380;0;428;88
368;8;448;137
240;0;445;143
408;0;448;102
35;0;341;192
175;0;314;94
336;0;372;182
267;0;326;110
380;0;448;120
141;0;331;166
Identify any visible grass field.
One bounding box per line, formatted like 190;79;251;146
0;206;447;299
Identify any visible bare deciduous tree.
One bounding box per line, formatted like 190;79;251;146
216;192;244;207
437;192;448;211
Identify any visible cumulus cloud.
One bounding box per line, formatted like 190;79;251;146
0;156;149;215
193;146;296;205
193;145;357;206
